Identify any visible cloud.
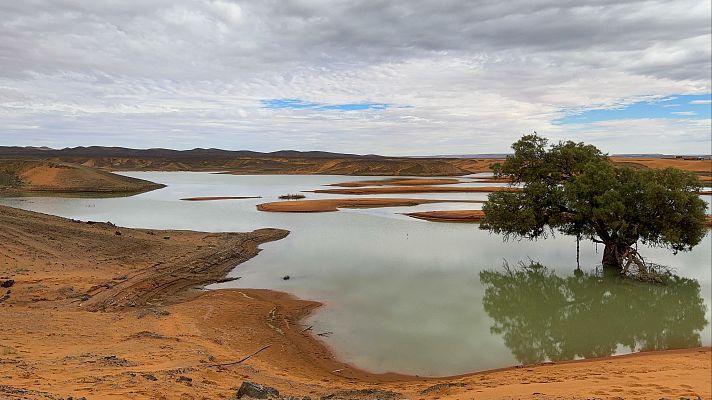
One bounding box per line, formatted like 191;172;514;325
690;99;712;105
671;111;696;116
0;0;710;154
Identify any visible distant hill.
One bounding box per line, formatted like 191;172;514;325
0;146;381;160
0;146;498;176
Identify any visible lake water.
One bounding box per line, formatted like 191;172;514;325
1;172;710;377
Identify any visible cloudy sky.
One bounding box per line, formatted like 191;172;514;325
1;1;710;155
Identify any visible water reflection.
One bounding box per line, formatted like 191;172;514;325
480;263;708;365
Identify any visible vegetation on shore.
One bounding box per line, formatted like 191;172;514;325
481;135;707;271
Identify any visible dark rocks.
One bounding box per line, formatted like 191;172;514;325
114;230;122;236
176;375;192;384
1;279;14;288
79;294;91;302
236;381;280;399
215;276;241;283
99;355;135;367
142;373;158;381
282;275;290;280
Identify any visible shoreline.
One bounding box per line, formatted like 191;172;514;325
237;285;711;380
0;204;709;399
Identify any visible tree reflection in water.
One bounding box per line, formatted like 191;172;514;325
480;262;708;365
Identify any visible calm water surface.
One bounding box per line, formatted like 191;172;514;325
1;172;709;376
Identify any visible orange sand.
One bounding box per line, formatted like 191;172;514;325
311;186;519;195
406;210;486;222
256;198;485;212
329;178;463;187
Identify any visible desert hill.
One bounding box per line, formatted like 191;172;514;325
0;147;708;178
0;146;494;176
0;159;165;194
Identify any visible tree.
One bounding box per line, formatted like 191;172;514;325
481;135;707;270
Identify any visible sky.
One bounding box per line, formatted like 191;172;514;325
1;1;710;155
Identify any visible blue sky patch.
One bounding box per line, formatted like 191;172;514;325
261;98;390;111
555;94;711;124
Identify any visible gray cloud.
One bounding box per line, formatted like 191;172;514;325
0;0;710;154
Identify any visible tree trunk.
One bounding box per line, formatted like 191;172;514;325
602;242;624;270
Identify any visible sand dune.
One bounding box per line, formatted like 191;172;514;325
610;156;712;173
0;159;164;194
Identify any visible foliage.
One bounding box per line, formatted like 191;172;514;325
481;135;707;268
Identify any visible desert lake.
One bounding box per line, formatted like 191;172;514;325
1;171;710;377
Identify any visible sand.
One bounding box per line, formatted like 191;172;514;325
311;186;519;195
0;159;164;194
328;178;464;187
0;205;710;399
610;157;712;174
406;210;486;222
256;198;485;212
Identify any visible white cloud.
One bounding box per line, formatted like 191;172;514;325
0;0;710;154
689;99;712;105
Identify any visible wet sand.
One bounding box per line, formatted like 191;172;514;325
310;186;519;195
406;210;486;222
0;205;709;399
328;178;464;187
256;198;485;212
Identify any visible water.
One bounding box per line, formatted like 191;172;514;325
1;171;709;376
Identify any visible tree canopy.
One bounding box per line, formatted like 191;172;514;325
481;135;707;270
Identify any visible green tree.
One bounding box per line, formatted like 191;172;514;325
481;135;707;270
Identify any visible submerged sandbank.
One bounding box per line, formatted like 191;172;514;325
406;209;486;222
328;177;464;187
256;198;484;212
310;185;519;195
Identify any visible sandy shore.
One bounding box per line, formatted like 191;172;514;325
406;210;712;228
328;178;464;187
256;198;484;212
311;186;519;195
406;210;486;222
0;205;709;399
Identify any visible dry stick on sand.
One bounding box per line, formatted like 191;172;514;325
205;345;272;368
